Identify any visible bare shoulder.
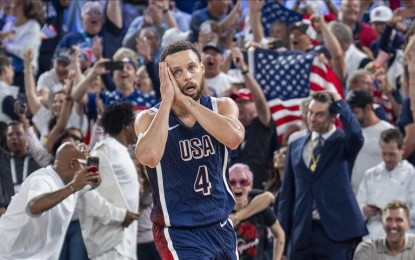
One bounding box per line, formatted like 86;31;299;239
216;97;238;117
134;109;156;134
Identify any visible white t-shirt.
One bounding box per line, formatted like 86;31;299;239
204;72;237;97
32;104;89;144
0;166;77;260
351;120;394;194
36;68;64;95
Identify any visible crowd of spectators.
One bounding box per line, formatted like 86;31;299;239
1;0;415;259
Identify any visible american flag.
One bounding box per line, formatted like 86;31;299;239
39;24;57;40
261;0;302;36
248;48;343;141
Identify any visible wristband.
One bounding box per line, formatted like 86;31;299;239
241;70;249;75
68;185;76;193
65;96;72;101
162;9;169;14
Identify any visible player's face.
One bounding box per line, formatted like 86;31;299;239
383;208;410;245
307;100;333;135
165;50;205;101
380;140;403;171
229;170;252;206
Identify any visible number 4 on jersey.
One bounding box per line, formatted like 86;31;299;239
194;165;211;195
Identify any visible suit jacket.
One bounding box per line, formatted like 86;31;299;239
278;100;368;253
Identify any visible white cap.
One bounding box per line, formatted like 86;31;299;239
370;6;393;23
161;28;191;49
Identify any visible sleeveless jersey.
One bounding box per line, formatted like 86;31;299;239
146;95;235;227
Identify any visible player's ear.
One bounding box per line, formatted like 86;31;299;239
200;62;205;74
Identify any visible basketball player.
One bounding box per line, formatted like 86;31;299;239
134;40;245;259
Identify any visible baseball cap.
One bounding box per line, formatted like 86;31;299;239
161;28;191;49
203;41;224;55
370;6;393;23
230;88;254;102
53;48;71;64
292;19;317;40
346;90;373;109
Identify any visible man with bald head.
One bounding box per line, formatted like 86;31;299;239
0;142;100;260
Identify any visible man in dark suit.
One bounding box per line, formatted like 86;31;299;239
278;91;368;259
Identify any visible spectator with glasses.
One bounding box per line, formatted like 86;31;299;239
229;163;285;260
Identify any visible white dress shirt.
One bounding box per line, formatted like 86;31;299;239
356;160;415;240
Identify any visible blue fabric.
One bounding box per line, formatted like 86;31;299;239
59;220;88;260
153;220;237;260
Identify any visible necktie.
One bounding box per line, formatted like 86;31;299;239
313;136;324;158
310;136;324;172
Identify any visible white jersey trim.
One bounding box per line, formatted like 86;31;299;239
164;227;179;260
210;96;218;113
222;147;235;202
156;163;171;226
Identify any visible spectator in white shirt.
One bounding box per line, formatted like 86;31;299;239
356;128;415;240
0;142;100;259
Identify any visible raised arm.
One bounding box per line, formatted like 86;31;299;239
46;72;76;153
313;15;345;82
232;47;271;125
218;0;242;35
106;0;122;29
71;59;109;104
248;0;266;43
23;49;42;114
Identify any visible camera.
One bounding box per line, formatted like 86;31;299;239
17;93;26;114
104;61;125;71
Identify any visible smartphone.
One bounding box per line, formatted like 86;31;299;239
105;61;124;71
271;39;283;50
17;93;26;114
87;156;99;173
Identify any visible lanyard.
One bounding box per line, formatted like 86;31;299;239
10;155;30;185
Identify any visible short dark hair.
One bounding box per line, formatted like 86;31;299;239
380;128;403;149
52;129;83;157
310;92;335;116
102;101;135;136
383;200;410;220
311;92;334;104
160;40;201;62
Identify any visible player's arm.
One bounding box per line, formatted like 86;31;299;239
184;97;244;149
135;62;174;168
270;220;285;260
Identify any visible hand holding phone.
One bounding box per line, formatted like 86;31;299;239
87;156;99;183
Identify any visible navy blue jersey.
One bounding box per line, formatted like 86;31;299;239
146;95;235;227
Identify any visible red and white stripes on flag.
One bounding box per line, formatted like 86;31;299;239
249;48;343;142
